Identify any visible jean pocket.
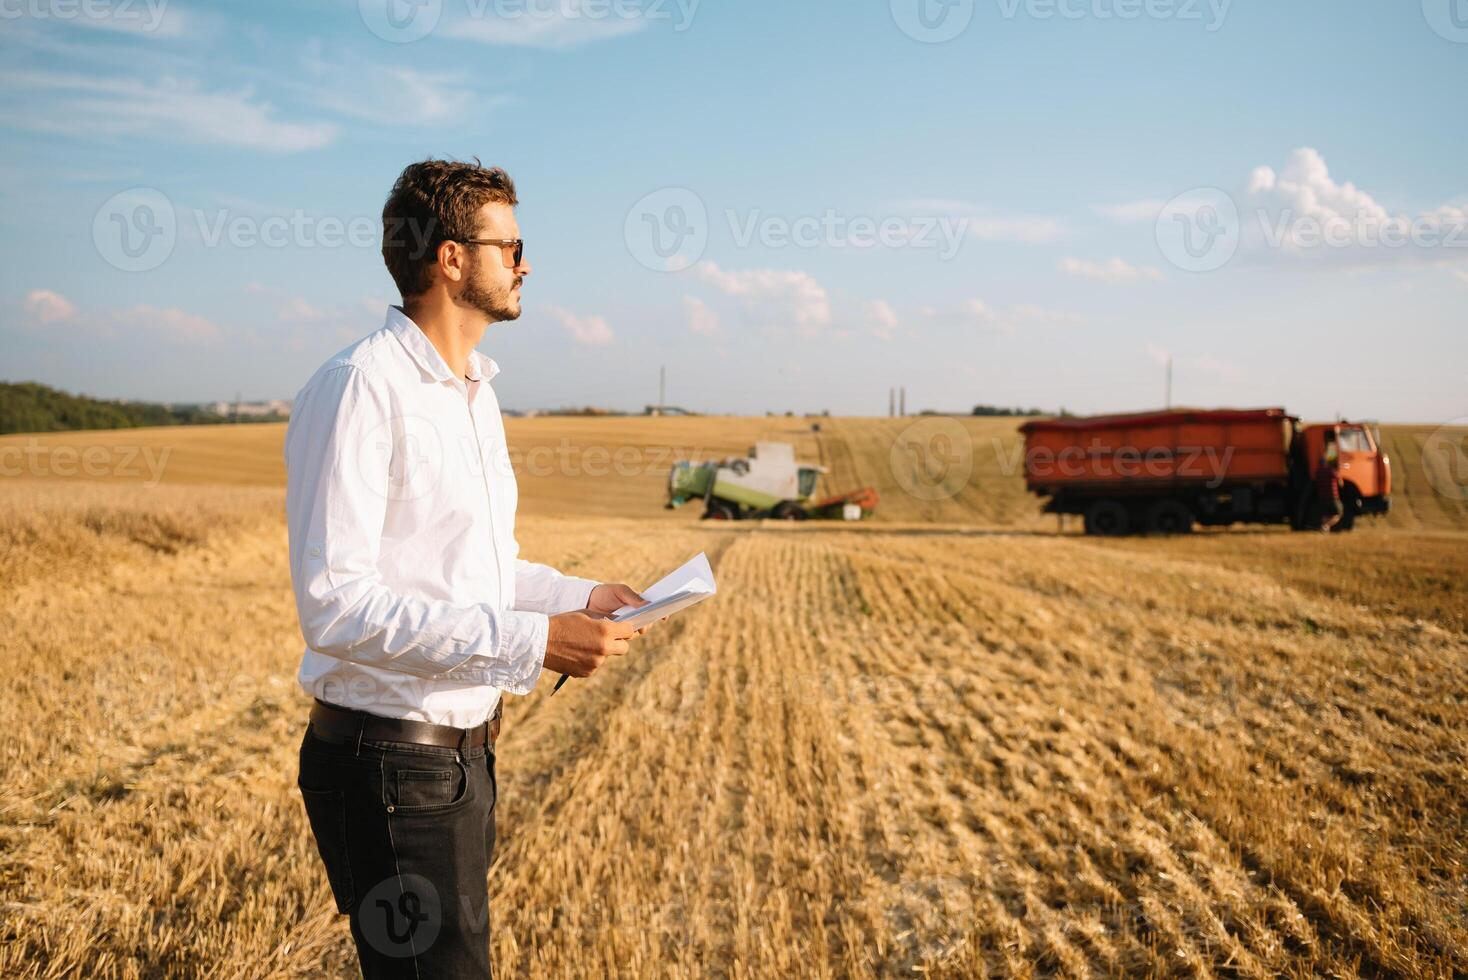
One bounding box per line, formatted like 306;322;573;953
299;787;355;914
384;756;471;815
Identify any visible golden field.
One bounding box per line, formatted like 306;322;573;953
1;417;1465;978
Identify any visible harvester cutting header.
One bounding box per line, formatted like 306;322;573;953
666;441;879;521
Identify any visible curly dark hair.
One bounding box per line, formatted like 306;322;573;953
381;158;519;298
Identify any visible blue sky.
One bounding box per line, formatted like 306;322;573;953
2;0;1466;421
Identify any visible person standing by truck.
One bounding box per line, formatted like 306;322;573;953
1315;438;1344;533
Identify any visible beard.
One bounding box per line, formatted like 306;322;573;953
460;253;521;322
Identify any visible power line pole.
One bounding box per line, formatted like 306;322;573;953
888;387;894;418
900;387;906;417
1164;357;1173;409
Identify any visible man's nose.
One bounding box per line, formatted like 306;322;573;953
517;259;531;277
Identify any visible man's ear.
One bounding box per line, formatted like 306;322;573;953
436;239;467;284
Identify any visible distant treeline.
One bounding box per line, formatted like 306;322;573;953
969;404;1062;417
0;381;263;435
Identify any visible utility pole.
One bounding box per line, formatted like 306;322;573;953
658;365;666;415
888;387;895;418
899;387;906;417
1164;357;1173;409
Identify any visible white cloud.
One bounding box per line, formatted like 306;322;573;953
1092;199;1166;223
294;44;486;127
692;261;831;336
23;289;76;324
865;299;899;340
943;298;1083;335
115;304;222;343
683;295;720;336
543;304;614;346
443;2;651;49
1241;147;1468;267
0;69;335;152
1059;256;1163;283
18;289;221;343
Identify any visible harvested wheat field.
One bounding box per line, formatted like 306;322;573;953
1;418;1465;978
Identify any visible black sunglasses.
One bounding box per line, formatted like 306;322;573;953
458;237;524;267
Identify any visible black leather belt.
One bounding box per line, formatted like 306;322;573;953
309;698;501;750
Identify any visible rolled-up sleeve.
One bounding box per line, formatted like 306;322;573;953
285;365;548;694
513;559;598;615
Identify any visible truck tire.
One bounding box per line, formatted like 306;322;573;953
771;501;807;521
1144;500;1194;535
1083;500;1130;536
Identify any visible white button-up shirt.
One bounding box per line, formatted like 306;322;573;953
284;307;597;727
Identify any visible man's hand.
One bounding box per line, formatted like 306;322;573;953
545;612;638;678
586;582;660;636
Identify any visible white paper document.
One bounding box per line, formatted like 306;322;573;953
611;551;717;628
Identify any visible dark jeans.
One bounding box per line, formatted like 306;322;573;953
297;723;498;979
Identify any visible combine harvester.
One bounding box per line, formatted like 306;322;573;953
1019;408;1392;535
666;441;879;521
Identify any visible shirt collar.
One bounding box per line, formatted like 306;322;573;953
385;306;501;384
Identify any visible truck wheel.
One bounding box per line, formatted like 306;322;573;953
703;500;737;521
1145;500;1194;535
772;501;807;521
1083;500;1130;536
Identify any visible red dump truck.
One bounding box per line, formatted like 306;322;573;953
1019;408;1392;535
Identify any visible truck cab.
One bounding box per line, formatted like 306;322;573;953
1296;421;1392;526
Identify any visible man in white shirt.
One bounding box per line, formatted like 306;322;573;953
287;159;647;978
